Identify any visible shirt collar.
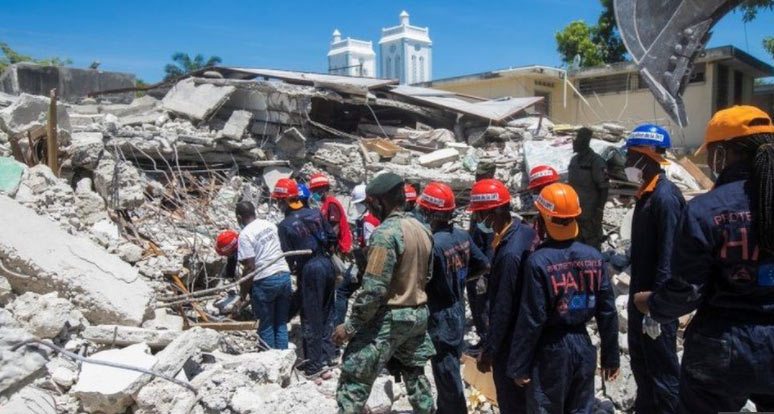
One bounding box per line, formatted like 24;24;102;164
637;174;661;199
492;219;513;249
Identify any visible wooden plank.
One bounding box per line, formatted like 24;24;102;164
461;354;498;406
46;89;59;176
186;321;258;331
678;157;714;190
171;274;210;323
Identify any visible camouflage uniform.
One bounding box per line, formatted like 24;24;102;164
337;212;436;414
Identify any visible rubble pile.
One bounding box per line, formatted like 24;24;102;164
0;71;711;414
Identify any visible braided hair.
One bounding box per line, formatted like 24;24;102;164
729;131;774;257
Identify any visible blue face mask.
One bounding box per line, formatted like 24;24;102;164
477;221;494;234
311;192;323;203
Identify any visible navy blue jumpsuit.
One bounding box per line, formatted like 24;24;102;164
628;172;684;414
278;207;337;376
508;240;619;414
648;163;774;413
428;223;490;414
467;222;494;347
481;221;536;414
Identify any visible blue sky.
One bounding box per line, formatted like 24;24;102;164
1;0;772;83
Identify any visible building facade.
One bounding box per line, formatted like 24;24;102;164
419;46;773;150
328;29;376;77
378;11;432;84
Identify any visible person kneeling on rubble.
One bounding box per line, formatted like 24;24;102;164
273;178;338;380
508;183;620;414
633;106;774;413
419;181;490;414
469;178;536;414
332;172;436;414
624;124;684;414
234;201;292;350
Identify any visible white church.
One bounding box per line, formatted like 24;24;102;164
328;10;432;84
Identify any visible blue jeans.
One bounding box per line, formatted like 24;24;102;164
251;272;291;349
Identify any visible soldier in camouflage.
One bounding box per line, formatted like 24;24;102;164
332;172;436;414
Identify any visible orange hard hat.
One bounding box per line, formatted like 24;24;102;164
467;179;511;212
404;184;418;202
215;230;239;256
695;105;774;155
534;183;582;241
527;165;560;191
308;173;330;189
272;178;299;199
418;182;456;212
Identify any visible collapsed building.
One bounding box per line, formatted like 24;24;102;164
0;64;716;414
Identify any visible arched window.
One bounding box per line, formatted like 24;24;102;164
419;57;425;82
386;57;392;79
411;56;417;84
395;56;401;82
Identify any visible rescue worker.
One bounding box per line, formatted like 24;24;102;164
309;172;353;254
419;181;490;414
624;124;684;414
568;127;609;250
332;172;435;414
466;160;497;351
215;230;239;279
405;183;419;214
298;183;311;208
469;178;536;414
527;165;560;242
335;184;380;327
633;106;774;413
273;178;337;379
508;183;620;413
235;201;292;349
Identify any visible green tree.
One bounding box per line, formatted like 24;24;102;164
0;42;72;74
163;53;222;81
555;0;627;68
556;21;605;69
738;1;774;63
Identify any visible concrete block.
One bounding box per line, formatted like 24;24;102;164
93;157;145;209
119;111;162;127
0;195;153;326
221;110;252;140
71;343;158;414
274;127;306;159
162;78;236;121
215;349;296;385
69;131;104;169
0;386;56;414
262;166;292;193
82;325;180;349
141;309;184;332
0;93;71;138
7;292;88;339
0;309;50;397
134;377;197;414
153;327;221;377
417;148;459;168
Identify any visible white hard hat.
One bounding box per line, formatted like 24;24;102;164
351;184;367;204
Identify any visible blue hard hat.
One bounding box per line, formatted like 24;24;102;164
298;183;311;201
625;124;671;149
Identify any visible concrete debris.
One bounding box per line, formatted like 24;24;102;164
151;327;221;377
117;243;144;264
262;166;293;193
93;156;146;209
7;292;88;339
141;309;184;332
162;78;236;121
68;132;104;169
418;147;460;168
0;275;12;306
0;385;56;414
0;195;153;326
81;325;180;349
0;308;50;397
71;343;158;414
601;354;637;410
215;349;296;386
221;109;253;140
274;127;307;159
0;93;71;143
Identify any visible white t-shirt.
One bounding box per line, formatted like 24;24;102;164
237;219;290;281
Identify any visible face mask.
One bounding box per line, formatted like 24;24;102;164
710;145;726;180
311;192;323;203
624;154;646;184
477;220;494;234
354;203;367;216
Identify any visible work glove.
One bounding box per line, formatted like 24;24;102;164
642;314;661;340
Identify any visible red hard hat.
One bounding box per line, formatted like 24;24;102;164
404;184;418;202
215;230;239;256
272;178;299;199
467;179;511;212
527;165;560;191
308;173;330;189
418;182;456;212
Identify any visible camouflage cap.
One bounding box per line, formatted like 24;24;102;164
366;172;404;197
476;160;496;176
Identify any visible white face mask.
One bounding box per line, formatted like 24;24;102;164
624;154;647;184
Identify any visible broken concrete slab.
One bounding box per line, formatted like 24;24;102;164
162;78;236;121
82;325;180;349
215;349;296;385
274;127;307;159
0;93;72;138
262;166;293;193
417;148;459;168
0;308;50;397
71;343;158;414
0;157;26;196
141;309;184;332
119;111;162;127
7;292;88;339
69;131;104;169
0;195;153;326
0;385;56;414
93;156;146;209
134;377;197;414
0;275;12;306
152;327;221;377
220;110;252;140
102;95;160;118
